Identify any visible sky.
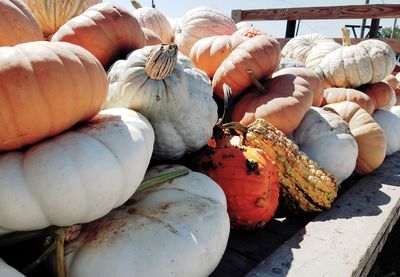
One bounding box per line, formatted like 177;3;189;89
108;0;399;38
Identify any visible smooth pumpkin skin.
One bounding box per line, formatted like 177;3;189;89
383;74;399;91
232;74;313;135
324;102;386;175
273;67;324;107
0;259;23;277
0;0;43;46
373;109;400;156
51;3;145;68
142;27;162;46
0;108;154;235
358;81;394;109
323;87;375;115
213;34;281;99
64;165;230;277
0;41;108;151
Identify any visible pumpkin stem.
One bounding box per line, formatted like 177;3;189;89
145;44;178;80
222;122;248;136
341;27;351;46
131;0;142;9
55;228;66;277
137;166;189;192
216;84;234;126
247;69;267;93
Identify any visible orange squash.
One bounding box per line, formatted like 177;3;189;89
142;27;162;46
0;0;43;46
51;3;145;68
0;41;108;151
358;81;393;109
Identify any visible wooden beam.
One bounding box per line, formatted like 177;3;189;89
285;20;297;38
245;151;400;277
232;4;400;22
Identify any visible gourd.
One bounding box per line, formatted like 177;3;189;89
64;165;230;277
390;105;400;117
0;0;43;46
383;74;399;91
358;82;394;109
323;88;375;115
174;7;237;56
272;67;324;107
373;109;400;156
0;259;24;277
142;27;162;46
212;34;281;99
232;74;313;135
0;41;108;151
277;58;306;70
24;0;101;38
317;28;396;88
106;44;218;161
292;107;358;183
0;108;154;235
324;102;386;175
305;40;341;70
51;3;145;68
131;0;174;43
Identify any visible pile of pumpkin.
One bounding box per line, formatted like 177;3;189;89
1;0;400;276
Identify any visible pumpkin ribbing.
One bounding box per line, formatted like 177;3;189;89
145;44;178;80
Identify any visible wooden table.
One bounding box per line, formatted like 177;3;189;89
211;151;400;277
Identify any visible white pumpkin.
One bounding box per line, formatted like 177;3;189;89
277;58;306;70
293;107;358;183
0;259;24;277
174;7;237;56
64;164;230;277
106;44;218;161
373;109;400;156
305;40;341;70
390;105;400;117
0;108;154;235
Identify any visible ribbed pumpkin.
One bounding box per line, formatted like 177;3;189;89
0;0;43;46
212;34;281;99
174;7;237;57
277;58;306;70
232;74;313;135
142;27;162;46
0;41;108;151
383;74;399;91
51;3;145;68
324;101;386;175
131;0;173;43
272;67;324;107
190;132;279;228
373;109;400;156
304;40;341;70
358;81;394;109
24;0;101;39
322;87;375;115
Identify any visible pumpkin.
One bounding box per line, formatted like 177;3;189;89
64;164;230;277
383;74;399;91
292;107;358;183
317;28;396;88
236;21;252;30
0;41;108;151
324;102;386;175
322;87;375;115
281;33;334;64
277;58;306;70
106;44;218;161
305;40;341;70
232;74;313;135
131;0;174;43
0;108;154;235
174;7;237;57
51;3;145;68
373;109;400;156
190;131;279;228
24;0;101;39
142;27;162;46
273;67;324;107
0;0;43;46
358;81;394;109
212;34;281;99
390;105;400;117
0;259;23;277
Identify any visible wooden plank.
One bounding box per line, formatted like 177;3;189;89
245;151;400;277
232;4;400;22
231;10;242;23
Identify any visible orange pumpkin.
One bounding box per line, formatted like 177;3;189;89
232;74;313;135
142;27;162;46
212;34;281;99
0;0;43;46
358;82;393;109
51;3;145;68
0;41;108;151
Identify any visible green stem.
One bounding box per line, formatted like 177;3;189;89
221;122;248;135
56;228;66;277
137;166;189;192
247;69;267;93
21;237;56;274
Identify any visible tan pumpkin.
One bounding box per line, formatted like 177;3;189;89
232;74;313;135
0;41;108;151
131;0;173;43
174;7;237;57
273;67;324;107
0;0;43;46
142;27;162;46
317;28;396;88
383;74;399;91
212;34;281;99
51;3;145;68
358;81;394;109
322;87;375;115
324;102;386;175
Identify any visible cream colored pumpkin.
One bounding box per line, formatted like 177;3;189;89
64;164;230;277
0;259;23;277
305;40;341;70
0;108;154;235
292;107;358;183
106;44;218;161
174;7;237;56
373;109;400;156
390;105;400;117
